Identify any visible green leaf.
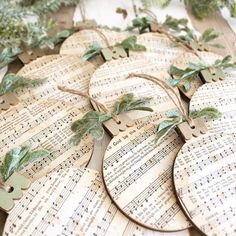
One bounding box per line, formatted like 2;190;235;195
164;15;189;32
0;145;50;181
190;107;222;119
114;93;153;115
0;73;45;96
18;149;50;169
200;28;221;43
70;111;112;145
116;36;146;52
141;0;171;8
155;116;182;145
126;16;152;33
0;146;30;181
214;55;236;69
50;28;75;45
0;48;23;69
82;42;102;61
169;65;185;77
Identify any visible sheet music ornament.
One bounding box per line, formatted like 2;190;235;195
3;167;142;236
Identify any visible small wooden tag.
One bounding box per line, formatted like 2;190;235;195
200;67;225;83
74;20;97;30
189;41;209;51
103;114;134;136
149;22;160;33
0;173;31;212
176;117;208;141
101;47;127;61
18;42;44;64
0;93;19;112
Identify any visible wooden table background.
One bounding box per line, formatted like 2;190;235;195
0;4;235;236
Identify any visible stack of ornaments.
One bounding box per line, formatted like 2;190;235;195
0;6;236;236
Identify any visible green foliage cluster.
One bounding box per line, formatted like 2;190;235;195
141;0;236;19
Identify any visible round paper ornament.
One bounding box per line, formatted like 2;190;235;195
173;132;236;236
102;123;191;231
189;79;236;136
89;54;180;125
0;55;95;181
3;167;142;236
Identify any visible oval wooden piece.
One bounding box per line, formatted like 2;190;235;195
189;80;236;136
89;54;180;125
0;55;95;181
102;124;191;231
3;168;142;236
173;133;236;236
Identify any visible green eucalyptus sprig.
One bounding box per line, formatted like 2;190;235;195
169;55;236;91
156;107;222;144
0;73;46;96
82;35;146;61
0;145;50;182
58;86;153;145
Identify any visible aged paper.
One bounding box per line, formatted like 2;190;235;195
174;133;236;235
0;55;95;181
103;123;190;231
3;168;142;236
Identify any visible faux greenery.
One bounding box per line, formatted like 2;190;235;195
113;93;153;114
169;55;236;91
141;0;236;19
0;73;45;96
71;93;153;145
126;16;152;33
156;107;222;144
0;145;49;181
82;35;146;61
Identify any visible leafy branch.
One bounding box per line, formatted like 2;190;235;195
169;55;236;91
0;145;49;182
156;107;222;144
0;73;46;96
82;35;146;61
58;86;153;145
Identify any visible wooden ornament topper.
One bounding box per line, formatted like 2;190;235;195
18;43;44;64
176;117;208;141
0;172;30;212
0;93;19;112
189;41;209;52
3;168;142;236
200;67;225;83
173;133;236;236
103;113;134;136
101;47;127;61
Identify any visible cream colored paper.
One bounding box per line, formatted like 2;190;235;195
173;133;236;236
3;168;142;236
0;55;95;181
189;80;236;136
103;124;190;231
89;54;180;124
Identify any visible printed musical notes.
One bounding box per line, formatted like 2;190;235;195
103;124;190;231
89;55;180;125
130;33;184;67
173;133;236;236
189;80;236;136
3;168;143;236
0;55;95;181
